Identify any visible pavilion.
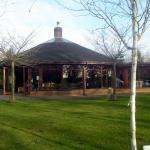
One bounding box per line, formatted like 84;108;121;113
1;23;149;96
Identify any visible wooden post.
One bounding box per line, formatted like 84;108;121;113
123;68;129;88
3;67;6;95
82;66;86;96
5;67;9;92
107;69;112;87
38;68;43;90
23;66;25;94
28;68;32;94
61;65;64;88
110;69;113;88
100;66;103;88
105;69;108;87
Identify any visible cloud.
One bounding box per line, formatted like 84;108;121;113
0;0;93;49
0;0;149;54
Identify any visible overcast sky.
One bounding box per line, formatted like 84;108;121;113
0;0;150;54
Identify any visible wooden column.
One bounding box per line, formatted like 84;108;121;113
82;66;86;96
3;67;6;95
110;69;113;88
23;66;25;94
61;65;64;88
5;67;9;92
28;68;32;94
107;69;112;87
100;66;103;88
105;69;108;87
38;68;43;90
123;68;129;88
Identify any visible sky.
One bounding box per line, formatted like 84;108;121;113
0;0;150;55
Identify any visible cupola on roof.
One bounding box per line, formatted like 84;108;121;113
54;21;62;38
23;23;112;65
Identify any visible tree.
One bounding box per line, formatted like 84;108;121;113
137;49;144;63
56;0;150;149
91;30;126;100
0;32;34;102
0;0;8;17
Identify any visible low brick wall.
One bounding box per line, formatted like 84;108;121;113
30;88;150;96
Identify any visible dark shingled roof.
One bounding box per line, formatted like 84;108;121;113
24;37;112;65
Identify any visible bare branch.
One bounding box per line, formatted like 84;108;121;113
89;29;127;62
0;31;36;66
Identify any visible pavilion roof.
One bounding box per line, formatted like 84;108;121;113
23;37;112;65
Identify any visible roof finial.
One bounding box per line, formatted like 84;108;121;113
57;21;60;27
54;22;62;38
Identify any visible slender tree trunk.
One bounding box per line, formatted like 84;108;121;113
82;66;86;96
3;67;6;95
112;62;117;100
130;0;138;150
11;61;15;102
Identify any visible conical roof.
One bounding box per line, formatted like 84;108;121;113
24;24;112;65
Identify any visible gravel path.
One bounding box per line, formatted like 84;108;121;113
0;94;102;101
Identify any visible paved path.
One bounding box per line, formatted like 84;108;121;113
0;94;103;101
17;95;103;101
0;95;11;101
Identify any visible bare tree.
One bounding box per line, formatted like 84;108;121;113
0;0;8;17
137;49;144;63
55;0;150;149
0;32;34;102
90;30;126;100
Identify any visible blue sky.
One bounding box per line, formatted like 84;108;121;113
0;0;150;55
0;0;97;49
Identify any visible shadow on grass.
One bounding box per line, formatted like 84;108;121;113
0;127;29;150
0;122;89;150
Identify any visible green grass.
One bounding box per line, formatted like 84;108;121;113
0;94;150;150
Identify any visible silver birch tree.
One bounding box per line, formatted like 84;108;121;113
56;0;150;149
0;32;34;102
90;31;126;100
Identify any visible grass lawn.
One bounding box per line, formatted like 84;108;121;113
0;94;149;150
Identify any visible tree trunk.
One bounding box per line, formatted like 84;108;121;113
3;67;6;95
11;61;15;102
130;0;138;150
82;66;86;96
112;62;117;100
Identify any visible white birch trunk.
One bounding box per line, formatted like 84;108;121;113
130;0;138;149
